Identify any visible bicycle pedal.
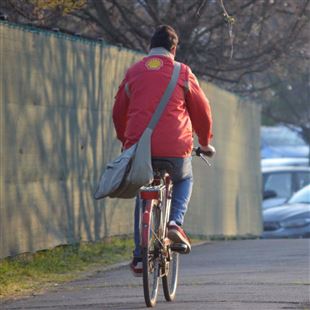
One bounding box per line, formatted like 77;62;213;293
170;243;189;254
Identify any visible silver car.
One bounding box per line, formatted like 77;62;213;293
262;185;310;238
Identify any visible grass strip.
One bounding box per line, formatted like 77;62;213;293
0;235;211;300
0;237;134;299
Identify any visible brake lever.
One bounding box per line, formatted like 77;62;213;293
199;153;211;166
194;147;212;167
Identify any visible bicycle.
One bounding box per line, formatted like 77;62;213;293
139;147;212;307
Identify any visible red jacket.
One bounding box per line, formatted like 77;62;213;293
112;48;213;158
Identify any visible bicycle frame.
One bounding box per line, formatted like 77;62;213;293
140;173;172;252
139;172;178;307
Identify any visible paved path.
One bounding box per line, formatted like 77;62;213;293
2;239;310;309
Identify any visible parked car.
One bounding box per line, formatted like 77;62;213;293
262;166;310;209
262;185;310;238
261;125;309;159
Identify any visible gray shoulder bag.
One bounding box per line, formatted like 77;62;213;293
94;62;181;199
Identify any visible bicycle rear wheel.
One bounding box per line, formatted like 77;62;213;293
162;251;179;301
142;200;161;307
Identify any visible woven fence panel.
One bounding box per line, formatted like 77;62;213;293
0;22;261;258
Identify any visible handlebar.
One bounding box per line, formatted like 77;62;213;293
193;147;212;167
194;147;214;157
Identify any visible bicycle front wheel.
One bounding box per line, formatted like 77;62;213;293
162;251;179;301
142;200;161;307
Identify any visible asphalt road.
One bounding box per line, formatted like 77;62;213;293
2;239;310;310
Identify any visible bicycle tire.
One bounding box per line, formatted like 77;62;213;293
142;200;161;307
162;251;179;301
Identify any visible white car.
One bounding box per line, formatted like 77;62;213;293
261;125;309;159
262;157;309;168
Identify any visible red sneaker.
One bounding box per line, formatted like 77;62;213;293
168;222;191;254
129;257;143;277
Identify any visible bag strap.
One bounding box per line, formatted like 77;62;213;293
147;62;181;130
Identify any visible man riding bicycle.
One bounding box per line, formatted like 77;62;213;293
112;25;215;276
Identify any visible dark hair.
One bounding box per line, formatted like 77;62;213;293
150;25;179;52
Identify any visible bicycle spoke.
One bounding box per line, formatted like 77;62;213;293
150;226;164;248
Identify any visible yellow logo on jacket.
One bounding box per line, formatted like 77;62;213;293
145;58;163;70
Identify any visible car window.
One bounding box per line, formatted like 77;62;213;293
296;172;310;190
264;173;292;198
288;186;310;204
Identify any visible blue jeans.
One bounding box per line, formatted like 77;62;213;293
133;157;193;257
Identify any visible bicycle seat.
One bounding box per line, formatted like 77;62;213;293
152;159;174;176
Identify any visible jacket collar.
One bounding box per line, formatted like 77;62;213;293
148;47;175;59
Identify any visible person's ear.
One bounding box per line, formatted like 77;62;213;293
171;46;176;56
